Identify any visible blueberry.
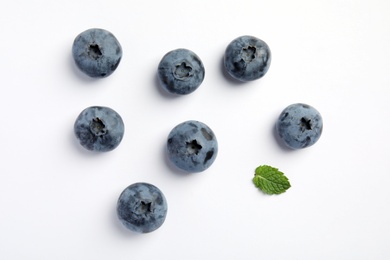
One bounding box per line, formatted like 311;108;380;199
276;103;323;149
74;106;124;152
117;182;168;233
224;35;271;82
72;28;122;78
167;120;218;173
158;49;205;95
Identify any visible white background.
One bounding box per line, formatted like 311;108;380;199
1;0;389;259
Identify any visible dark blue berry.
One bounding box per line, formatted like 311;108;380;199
72;28;122;78
167;120;218;173
158;49;205;95
74;106;124;152
117;182;168;233
276;103;323;149
224;35;271;82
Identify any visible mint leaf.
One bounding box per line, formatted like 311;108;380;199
253;165;291;195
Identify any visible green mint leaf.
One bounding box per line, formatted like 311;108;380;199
253;165;291;195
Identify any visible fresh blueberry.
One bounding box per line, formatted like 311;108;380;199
72;28;122;78
117;182;168;233
167;120;218;173
158;49;205;95
224;35;271;82
276;103;323;149
74;106;124;152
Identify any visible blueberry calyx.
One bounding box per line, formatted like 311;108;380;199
173;61;193;80
90;117;107;136
186;140;202;155
138;200;153;215
88;43;102;60
242;46;257;63
300;117;312;131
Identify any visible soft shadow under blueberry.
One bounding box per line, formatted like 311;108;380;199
154;73;182;100
111;204;144;239
69;129;105;158
68;53;100;84
161;142;194;177
271;122;295;153
220;56;247;87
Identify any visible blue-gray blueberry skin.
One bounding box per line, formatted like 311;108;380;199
158;49;205;95
276;103;323;149
117;183;168;233
72;28;122;78
224;35;271;82
167;120;218;173
74;106;124;152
